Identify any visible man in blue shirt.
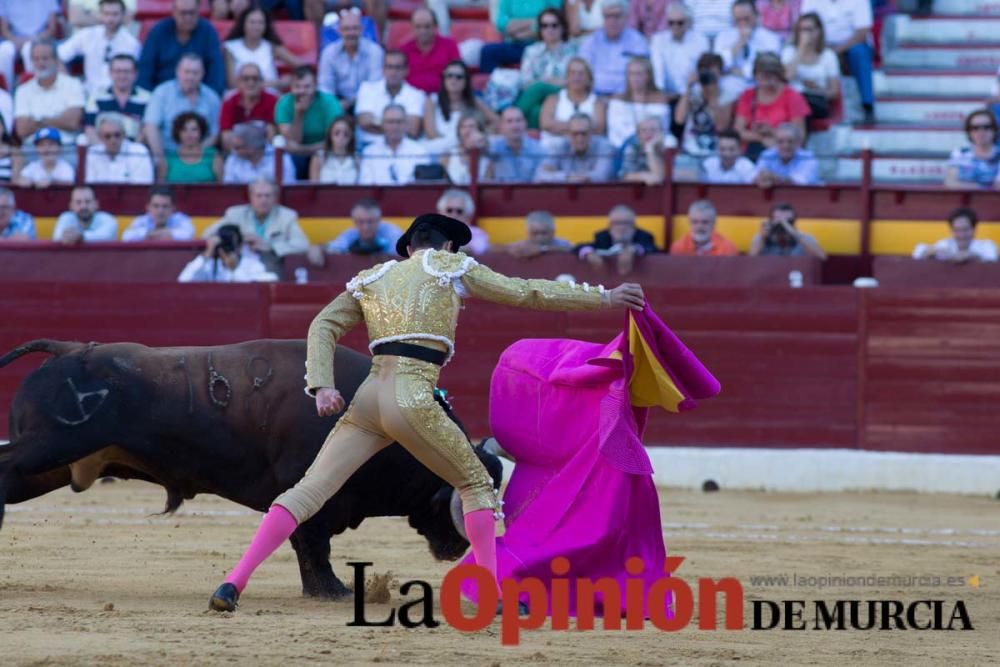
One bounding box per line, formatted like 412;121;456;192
487;106;547;183
0;187;35;240
52;186;119;244
138;0;225;95
577;0;650;96
143;54;222;161
752;123;821;188
323;198;403;255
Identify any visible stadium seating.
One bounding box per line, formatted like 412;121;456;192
832;2;1000;183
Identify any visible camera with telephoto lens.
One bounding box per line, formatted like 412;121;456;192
698;69;717;86
214;224;243;259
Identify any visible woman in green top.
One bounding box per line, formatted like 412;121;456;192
162;111;222;183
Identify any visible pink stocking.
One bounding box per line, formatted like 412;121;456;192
224;504;298;593
463;509;501;597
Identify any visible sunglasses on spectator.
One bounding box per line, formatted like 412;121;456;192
969;124;994;131
445;207;465;215
667;19;686;26
540;21;561;28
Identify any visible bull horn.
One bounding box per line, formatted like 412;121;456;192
0;340;85;369
449;490;468;541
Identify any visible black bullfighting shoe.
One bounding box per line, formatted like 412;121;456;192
209;583;240;612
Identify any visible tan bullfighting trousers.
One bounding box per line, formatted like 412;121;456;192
273;248;607;524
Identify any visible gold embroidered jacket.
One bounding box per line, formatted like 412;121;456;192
304;248;608;393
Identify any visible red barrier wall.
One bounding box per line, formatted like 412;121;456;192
3;283;997;454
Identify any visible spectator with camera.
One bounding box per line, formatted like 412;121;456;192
500;210;573;258
204;178;309;274
53;186;119;244
86;112;155;185
912;208;998;264
178;223;278;283
322;198;403;255
670;199;739;256
0;188;36;241
673;52;741;157
619;116;676;185
358;104;429;186
701;129;756;183
122;187;196;242
752;122;820;187
748;202;825;259
577;204;659;274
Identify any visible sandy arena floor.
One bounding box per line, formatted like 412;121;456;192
0;480;997;666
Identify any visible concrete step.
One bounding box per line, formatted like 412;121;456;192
828;157;946;184
875;71;995;98
882;46;1000;71
821;126;965;157
873;98;984;126
931;0;1000;16
888;15;1000;45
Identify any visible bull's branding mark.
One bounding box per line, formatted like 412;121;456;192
206;354;232;409
245;356;274;431
348;559;975;645
54;378;109;426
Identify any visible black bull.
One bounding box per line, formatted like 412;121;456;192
0;339;502;598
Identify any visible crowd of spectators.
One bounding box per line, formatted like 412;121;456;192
0;0;880;189
0;0;995;282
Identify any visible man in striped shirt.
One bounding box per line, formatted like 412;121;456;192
83;54;150;143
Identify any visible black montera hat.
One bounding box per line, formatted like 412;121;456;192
396;213;473;258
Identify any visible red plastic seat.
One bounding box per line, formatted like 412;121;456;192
136;0;209;21
385;21;415;50
386;1;423;20
275;21;318;66
210;19;234;40
449;7;490;21
450;20;501;44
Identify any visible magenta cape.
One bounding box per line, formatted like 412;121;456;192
459;304;721;615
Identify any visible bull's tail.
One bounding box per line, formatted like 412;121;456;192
0;340;85;369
